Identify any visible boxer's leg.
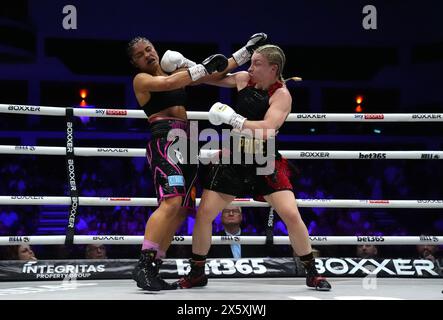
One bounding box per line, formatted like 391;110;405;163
264;190;331;291
178;189;235;288
134;137;187;291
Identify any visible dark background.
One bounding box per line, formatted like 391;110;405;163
0;0;442;259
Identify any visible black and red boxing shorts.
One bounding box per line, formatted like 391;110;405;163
146;117;198;212
204;156;294;201
253;157;294;202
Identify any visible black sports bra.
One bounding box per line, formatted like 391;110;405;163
141;88;187;117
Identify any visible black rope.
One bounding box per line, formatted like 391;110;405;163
64;108;79;245
265;207;274;255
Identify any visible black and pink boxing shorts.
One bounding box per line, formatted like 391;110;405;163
146;117;198;212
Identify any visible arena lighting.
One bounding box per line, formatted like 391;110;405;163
79;89;88;99
355;95;364;113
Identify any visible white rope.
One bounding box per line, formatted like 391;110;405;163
1;104;442;122
0;145;146;157
1;145;441;160
1;196;442;208
1;235;441;246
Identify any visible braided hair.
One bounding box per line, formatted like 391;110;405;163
126;36;151;60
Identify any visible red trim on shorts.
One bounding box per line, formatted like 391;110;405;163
254;158;294;202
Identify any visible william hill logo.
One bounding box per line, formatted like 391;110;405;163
220;236;240;242
9;236;30;243
419;236;439;242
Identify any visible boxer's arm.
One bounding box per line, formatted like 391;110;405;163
190;57;238;86
133;71;192;93
174;32;267;87
134;54;228;92
241;88;292;139
204;71;250;90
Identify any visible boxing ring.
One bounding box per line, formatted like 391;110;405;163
0;278;441;300
0;104;442;300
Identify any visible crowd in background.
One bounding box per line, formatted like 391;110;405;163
1;152;442;260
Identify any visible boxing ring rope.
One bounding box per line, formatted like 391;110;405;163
1;235;442;246
1;196;443;208
1;103;442;248
0;196;441;246
0;145;442;159
1;103;443;122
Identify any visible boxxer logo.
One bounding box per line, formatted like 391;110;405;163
92;236;124;241
315;258;438;276
66;122;74;153
68;197;78;228
296;114;326;119
412;114;441;119
8;105;41;112
97;148;129;153
67;159;77;191
300;152;330;158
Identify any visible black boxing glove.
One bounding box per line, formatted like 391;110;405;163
187;54;228;81
202;54;228;73
232;32;268;66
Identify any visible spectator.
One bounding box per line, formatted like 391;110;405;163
85;244;107;259
356;245;378;259
416;243;439;263
208;206;265;258
415;242;442;275
3;244;37;261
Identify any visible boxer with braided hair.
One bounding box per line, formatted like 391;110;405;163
128;34;267;291
128;37;228;291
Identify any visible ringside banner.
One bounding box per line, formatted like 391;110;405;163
0;258;440;281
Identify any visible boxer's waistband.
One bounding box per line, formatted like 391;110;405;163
148;117;189;139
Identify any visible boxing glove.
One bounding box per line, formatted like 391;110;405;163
208;102;246;130
160;50;196;73
188;54;228;81
232;32;268;66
